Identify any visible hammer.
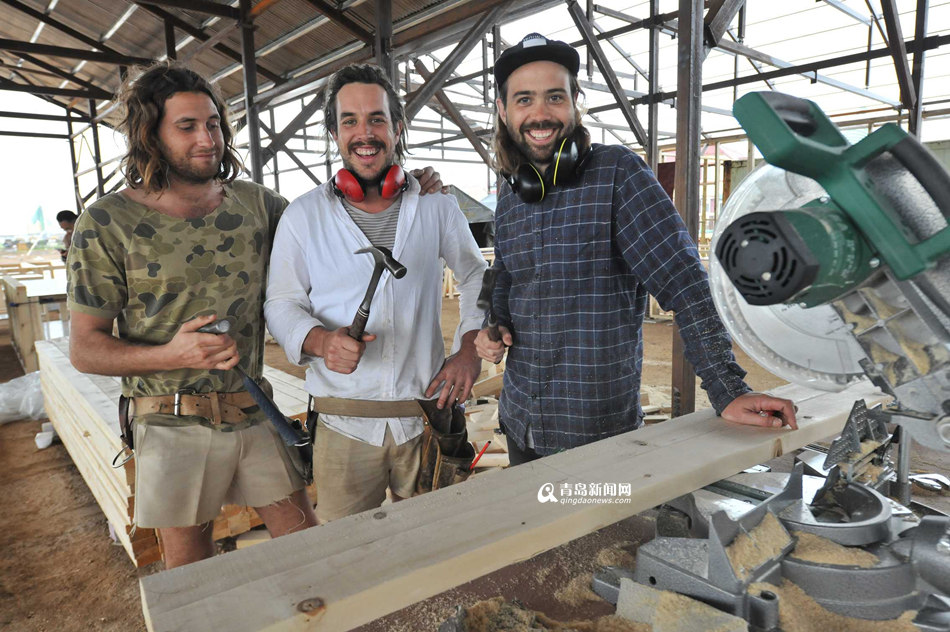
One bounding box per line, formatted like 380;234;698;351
349;245;407;340
476;264;501;343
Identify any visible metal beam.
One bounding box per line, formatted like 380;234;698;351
0;130;68;139
413;59;492;167
303;0;373;44
909;0;928;136
822;0;888;43
0;38;151;66
374;0;394;80
594;32;950;114
0;79;111;100
671;0;704;418
14;53;107;94
1;0;127;56
703;0;744;51
136;4;284;85
66;112;82;212
567;0;649;155
647;0;659;171
134;0;240;19
880;0;916;112
260;120;322;186
164;20;177;60
240;0;263;183
89;100;105;198
0;109;88;122
261;94;323;163
405;2;510;121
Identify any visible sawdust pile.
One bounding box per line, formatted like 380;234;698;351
648;590;746;632
854;464;884;485
748;580;917;632
554;573;602;607
462;597;651;632
790;532;879;568
725;512;790;579
595;541;637;568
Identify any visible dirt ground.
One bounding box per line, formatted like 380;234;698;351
0;293;946;632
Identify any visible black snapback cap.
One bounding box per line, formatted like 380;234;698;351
494;33;580;89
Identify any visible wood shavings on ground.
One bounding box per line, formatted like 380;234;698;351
595;540;637;568
554;573;602;607
790;531;879;568
725;512;790;579
462;597;651;632
748;580;917;632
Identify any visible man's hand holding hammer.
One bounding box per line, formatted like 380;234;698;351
302;327;376;374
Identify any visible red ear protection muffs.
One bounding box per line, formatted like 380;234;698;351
506;129;590;204
332;165;407;203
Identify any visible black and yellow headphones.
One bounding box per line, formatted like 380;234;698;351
506;128;590;203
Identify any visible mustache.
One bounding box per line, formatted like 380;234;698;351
348;140;386;153
519;120;563;134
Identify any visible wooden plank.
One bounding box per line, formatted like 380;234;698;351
140;381;888;631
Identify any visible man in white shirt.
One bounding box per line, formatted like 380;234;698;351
265;64;487;522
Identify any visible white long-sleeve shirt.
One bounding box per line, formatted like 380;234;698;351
264;177;487;446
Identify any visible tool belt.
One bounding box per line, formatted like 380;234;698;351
131;391;257;425
309;397;424;417
307;397;474;493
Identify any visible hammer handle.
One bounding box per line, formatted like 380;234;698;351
486;317;501;343
349;308;370;340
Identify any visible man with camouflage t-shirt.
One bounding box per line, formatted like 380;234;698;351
66;63;319;568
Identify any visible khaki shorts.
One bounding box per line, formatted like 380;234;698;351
132;420;306;528
314;419;421;523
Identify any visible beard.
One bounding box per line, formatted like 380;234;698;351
342;140;392;190
160;144;222;184
509;118;576;166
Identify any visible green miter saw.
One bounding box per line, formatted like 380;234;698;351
711;91;950;455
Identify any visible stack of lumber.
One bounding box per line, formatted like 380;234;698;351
140;381;888;631
35;338;310;567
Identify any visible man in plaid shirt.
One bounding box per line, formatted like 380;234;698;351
475;34;798;465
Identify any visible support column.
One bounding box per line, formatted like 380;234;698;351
239;0;263;183
65;111;82;212
648;0;660;172
269;108;280;192
89;100;105;198
671;0;704;418
164;20;177;60
375;0;394;81
909;0;929;136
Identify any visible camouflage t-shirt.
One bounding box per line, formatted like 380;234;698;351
67;180;288;401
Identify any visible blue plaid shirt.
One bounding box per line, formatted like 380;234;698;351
493;144;751;455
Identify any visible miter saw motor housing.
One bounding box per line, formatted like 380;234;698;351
714;91;950;453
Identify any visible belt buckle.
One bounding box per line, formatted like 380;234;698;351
173;388;196;416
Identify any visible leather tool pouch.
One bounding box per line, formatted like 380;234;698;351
416;400;475;494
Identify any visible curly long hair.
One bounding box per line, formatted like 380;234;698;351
319;63;409;165
491;74;588;175
118;61;243;191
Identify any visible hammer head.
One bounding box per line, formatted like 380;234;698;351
355;245;407;279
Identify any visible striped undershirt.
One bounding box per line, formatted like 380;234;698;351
342;197;401;249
